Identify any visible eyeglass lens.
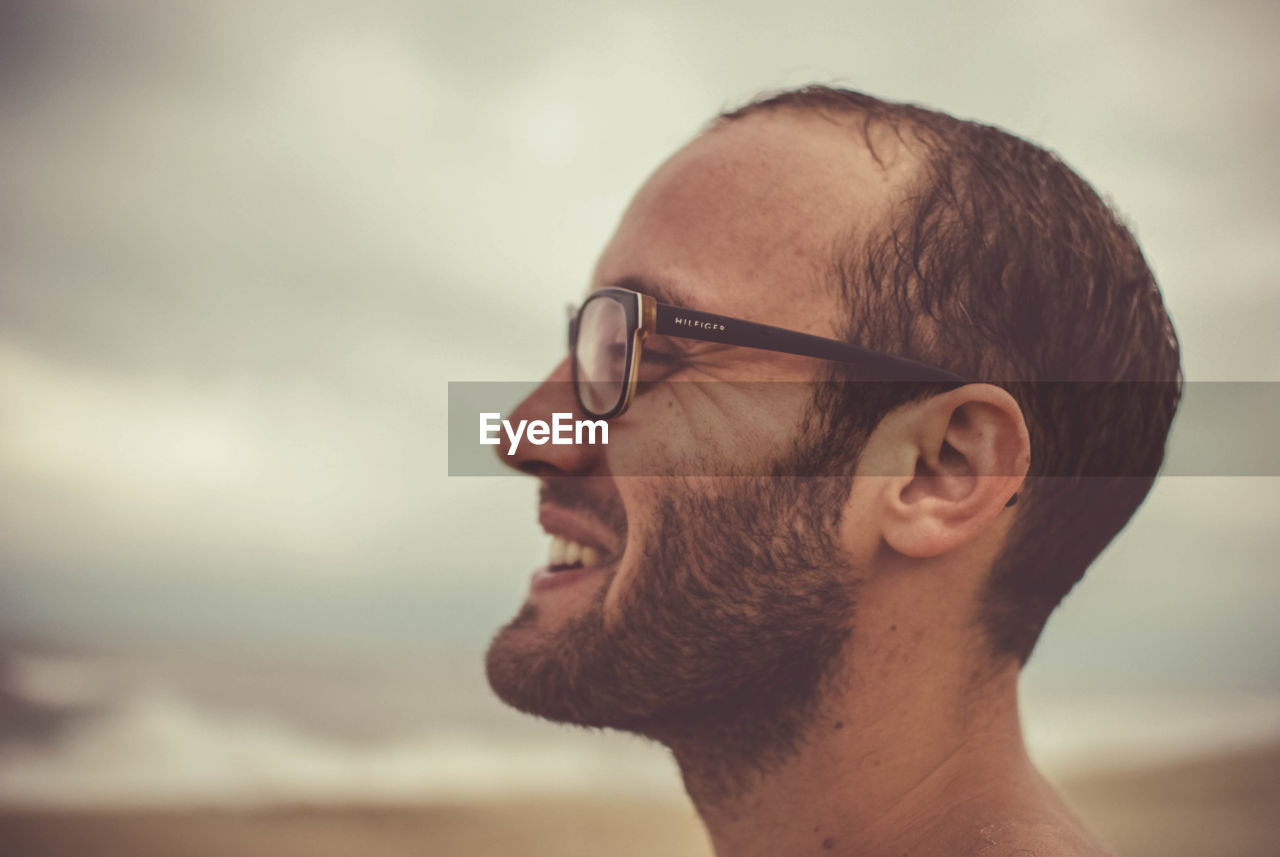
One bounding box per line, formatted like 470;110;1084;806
574;296;629;416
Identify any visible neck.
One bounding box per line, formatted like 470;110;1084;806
664;654;1050;857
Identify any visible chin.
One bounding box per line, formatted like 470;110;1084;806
485;608;592;724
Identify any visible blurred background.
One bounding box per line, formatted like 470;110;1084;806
1;1;1277;855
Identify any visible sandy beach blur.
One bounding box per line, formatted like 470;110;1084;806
2;744;1275;857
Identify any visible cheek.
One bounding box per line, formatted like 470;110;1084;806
602;537;654;628
608;383;815;477
595;472;758;625
599;478;663;625
601;558;633;625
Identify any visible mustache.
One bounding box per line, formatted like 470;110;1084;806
539;478;628;542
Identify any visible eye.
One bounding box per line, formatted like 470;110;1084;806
603;342;628;365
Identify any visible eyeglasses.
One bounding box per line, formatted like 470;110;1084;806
569;286;965;419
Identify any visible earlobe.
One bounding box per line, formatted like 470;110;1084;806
880;385;1029;559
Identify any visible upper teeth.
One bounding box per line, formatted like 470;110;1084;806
549;536;603;568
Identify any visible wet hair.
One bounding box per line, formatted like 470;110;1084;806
720;86;1182;664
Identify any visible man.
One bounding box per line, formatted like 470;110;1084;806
485;86;1181;857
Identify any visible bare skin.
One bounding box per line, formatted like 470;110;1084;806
497;112;1113;857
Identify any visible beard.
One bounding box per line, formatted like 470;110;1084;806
485;462;856;786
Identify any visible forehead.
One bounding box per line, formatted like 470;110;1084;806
592;111;917;337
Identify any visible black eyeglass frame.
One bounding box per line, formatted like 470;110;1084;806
568;286;966;421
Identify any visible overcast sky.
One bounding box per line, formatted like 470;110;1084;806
0;0;1277;693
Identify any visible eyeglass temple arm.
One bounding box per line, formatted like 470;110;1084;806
650;302;1010;502
652;302;965;384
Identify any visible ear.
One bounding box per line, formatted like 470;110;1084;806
876;384;1030;559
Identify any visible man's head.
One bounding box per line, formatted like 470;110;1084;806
485;87;1180;773
719;87;1182;662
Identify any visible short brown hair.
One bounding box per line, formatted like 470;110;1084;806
721;86;1182;663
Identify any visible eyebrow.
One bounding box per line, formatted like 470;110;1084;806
604;275;697;310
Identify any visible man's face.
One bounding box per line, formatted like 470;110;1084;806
486;113;910;747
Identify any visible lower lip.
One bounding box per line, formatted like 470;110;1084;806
530;564;608;592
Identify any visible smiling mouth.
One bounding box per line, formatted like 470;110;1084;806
547;535;608;571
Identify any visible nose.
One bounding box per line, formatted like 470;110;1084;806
498;357;606;477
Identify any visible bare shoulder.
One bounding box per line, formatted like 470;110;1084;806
972;820;1114;857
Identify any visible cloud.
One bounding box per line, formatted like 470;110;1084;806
0;0;1275;682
